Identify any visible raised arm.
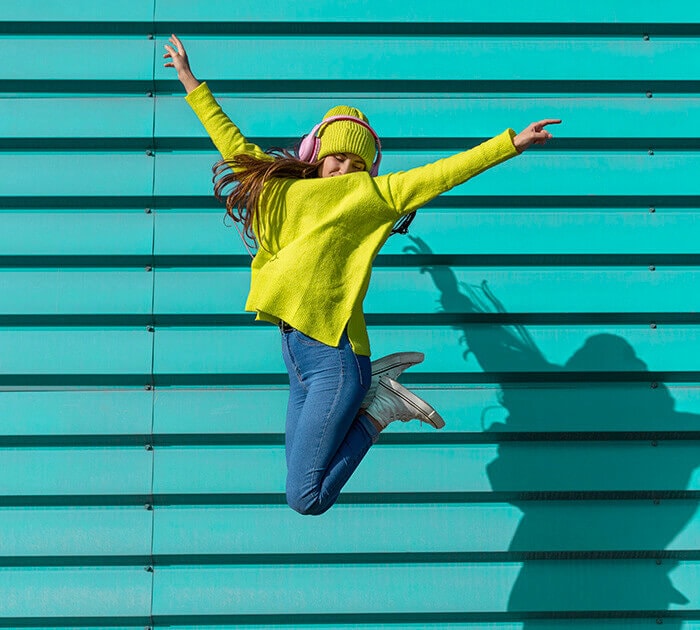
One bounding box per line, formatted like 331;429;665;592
376;119;561;216
163;34;268;162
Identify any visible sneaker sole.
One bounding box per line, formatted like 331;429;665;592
380;377;445;429
371;352;424;377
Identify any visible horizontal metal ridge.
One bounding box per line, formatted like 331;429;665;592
4;79;700;95
2;21;699;36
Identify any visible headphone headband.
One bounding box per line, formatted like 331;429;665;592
297;115;382;176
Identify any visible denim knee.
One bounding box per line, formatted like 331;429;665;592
286;485;328;516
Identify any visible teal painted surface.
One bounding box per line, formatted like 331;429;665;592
156;95;700;140
0;330;152;376
154;501;700;555
0;391;151;437
153;443;700;494
0;38;153;82
154;267;700;314
152;37;700;82
152;385;700;435
0;448;152;497
154;209;700;257
152;561;700;615
155;152;700;197
151;325;700;378
0;212;153;256
2;0;154;22
155;0;700;23
0;567;151;619
0;507;151;558
0;270;152;315
0;97;152;139
2;4;700;628
0;154;153;197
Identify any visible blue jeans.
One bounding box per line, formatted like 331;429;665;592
281;325;378;515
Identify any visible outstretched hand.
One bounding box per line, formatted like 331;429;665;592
163;34;201;94
512;119;562;153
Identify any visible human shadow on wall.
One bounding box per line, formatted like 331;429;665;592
405;235;698;625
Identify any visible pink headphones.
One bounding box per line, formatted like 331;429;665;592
297;115;382;176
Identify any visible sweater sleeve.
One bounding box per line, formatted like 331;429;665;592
184;82;270;162
375;129;519;216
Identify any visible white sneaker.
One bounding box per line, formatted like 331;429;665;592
364;376;445;430
360;351;424;409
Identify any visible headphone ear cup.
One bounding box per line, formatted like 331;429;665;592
297;134;314;161
297;123;323;162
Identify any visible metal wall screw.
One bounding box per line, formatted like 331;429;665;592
145;565;154;572
145;149;154;157
650;322;657;329
147;33;154;40
651;382;658;389
655;559;662;566
656;618;663;625
648;149;654;156
145;384;153;391
649;207;656;213
649;265;656;271
146;91;153;98
147;325;155;333
145;208;152;214
144;504;153;511
145;444;153;451
651;440;658;447
653;498;660;505
646;91;653;98
145;265;152;272
643;33;650;41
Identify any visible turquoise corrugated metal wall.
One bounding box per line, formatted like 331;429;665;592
1;1;699;627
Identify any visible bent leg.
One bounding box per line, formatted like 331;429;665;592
282;328;376;515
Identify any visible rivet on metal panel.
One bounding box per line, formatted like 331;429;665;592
656;559;662;566
145;149;154;157
656;618;664;624
145;565;154;572
145;384;153;391
147;33;154;40
651;382;658;389
147;325;155;333
144;503;153;511
651;440;658;447
648;149;654;156
146;91;154;98
649;265;656;272
646;91;653;98
650;322;657;329
653;498;660;505
643;33;650;41
145;265;152;272
649;207;656;213
145;208;152;214
145;444;153;451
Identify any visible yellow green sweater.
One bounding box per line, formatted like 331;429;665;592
186;82;519;356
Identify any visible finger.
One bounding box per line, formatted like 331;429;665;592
163;44;175;56
535;118;562;128
171;33;184;53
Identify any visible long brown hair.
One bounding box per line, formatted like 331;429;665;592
213;148;320;250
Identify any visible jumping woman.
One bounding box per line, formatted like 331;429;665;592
164;34;560;515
